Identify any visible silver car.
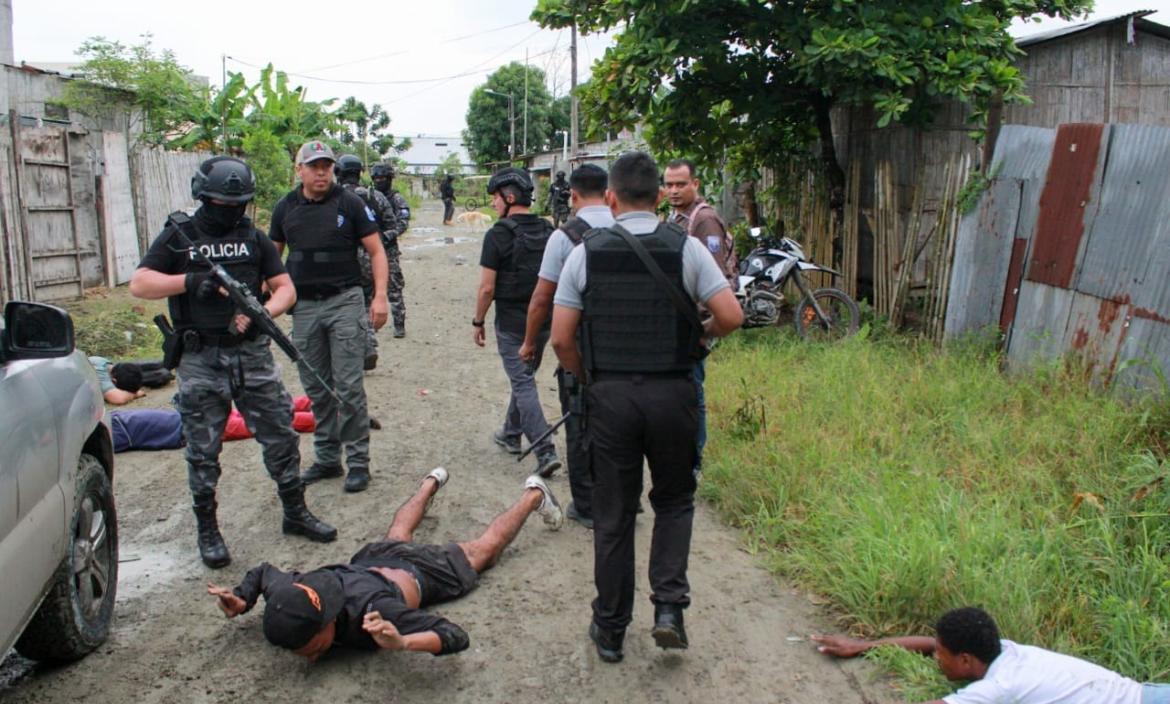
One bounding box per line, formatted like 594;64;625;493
0;301;117;661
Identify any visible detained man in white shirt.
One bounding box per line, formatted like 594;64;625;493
812;607;1168;704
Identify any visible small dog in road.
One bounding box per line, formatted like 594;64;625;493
455;210;493;228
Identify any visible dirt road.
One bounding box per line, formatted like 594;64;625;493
1;201;894;703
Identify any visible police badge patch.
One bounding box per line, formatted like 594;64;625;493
706;235;721;253
338;214;346;228
364;206;377;222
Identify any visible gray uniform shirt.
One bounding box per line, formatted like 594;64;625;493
554;211;730;310
537;204;616;284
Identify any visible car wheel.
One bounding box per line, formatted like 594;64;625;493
15;453;118;662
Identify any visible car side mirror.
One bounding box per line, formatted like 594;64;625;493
2;301;75;360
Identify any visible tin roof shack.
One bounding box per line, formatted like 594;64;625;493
771;12;1170;327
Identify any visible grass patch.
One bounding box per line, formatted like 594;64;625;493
66;287;167;360
702;328;1170;689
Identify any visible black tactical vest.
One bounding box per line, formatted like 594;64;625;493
493;216;554;303
167;214;263;333
280;187;363;295
581;222;702;376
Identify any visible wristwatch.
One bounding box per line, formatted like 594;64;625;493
471;319;485;328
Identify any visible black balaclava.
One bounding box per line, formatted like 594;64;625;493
197;200;248;234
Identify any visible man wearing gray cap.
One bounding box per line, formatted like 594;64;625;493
269;140;388;493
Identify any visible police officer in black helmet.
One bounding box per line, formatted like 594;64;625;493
472;167;562;477
370;162;410;338
130;156;338;569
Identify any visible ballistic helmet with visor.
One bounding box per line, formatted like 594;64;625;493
191;156;256;204
296;141;336;166
335;154;364;177
486;167;534;197
262;569;346;650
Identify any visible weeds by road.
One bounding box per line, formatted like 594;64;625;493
66;288;165;360
701;326;1170;699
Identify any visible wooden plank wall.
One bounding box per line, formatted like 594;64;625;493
0;120;28;304
130;148;207;253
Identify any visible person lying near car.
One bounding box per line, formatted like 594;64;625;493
813;606;1170;704
206;468;563;660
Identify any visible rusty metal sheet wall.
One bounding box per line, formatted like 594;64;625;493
1006;281;1075;369
1061;291;1130;382
945;178;1022;339
1113;316;1170;392
1027;123;1108;288
1074;124;1170;303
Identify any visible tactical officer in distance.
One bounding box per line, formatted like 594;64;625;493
270;141;388;494
548;170;571;228
371;162;410;338
129;156;338;568
550;151;744;663
439;173;456;226
472;167;562;478
335;154;399;369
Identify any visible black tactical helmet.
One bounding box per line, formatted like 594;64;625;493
335;154;364;177
556;171;565;179
486;167;534;197
191;156;255;204
371;163;395;179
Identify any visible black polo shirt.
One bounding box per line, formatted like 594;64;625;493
268;183;380;295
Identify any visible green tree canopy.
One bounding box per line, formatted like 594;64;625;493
62;34;204;147
463;62;557;166
532;0;1093;207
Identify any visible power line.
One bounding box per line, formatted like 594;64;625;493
301;20;533;74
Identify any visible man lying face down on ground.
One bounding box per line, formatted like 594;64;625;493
813;606;1169;704
207;468;563;659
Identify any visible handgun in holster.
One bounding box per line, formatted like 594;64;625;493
154;314;184;370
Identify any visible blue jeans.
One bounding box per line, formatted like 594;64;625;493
693;359;706;474
1144;684;1170;704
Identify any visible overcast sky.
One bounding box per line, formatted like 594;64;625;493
11;0;1165;141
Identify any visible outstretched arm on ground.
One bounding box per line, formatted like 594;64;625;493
206;583;247;618
811;633;939;658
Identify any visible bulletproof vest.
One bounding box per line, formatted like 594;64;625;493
343;183;384;229
581;222;702;375
167;212;263;332
560;216;593;245
280;187;363;293
493;216;554;303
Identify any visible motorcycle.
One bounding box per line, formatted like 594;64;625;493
736;227;860;340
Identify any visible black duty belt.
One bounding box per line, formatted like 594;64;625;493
589;370;694;383
296;284;347;300
194;331;246;348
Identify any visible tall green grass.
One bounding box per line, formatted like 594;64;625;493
702;327;1170;692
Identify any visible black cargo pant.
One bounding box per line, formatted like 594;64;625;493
586;373;698;632
556;367;592;517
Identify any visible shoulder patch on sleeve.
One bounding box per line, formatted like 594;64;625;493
706;235;722;253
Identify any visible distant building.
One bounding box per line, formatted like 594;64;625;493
398;134;477;175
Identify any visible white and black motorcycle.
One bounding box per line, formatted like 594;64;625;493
736;227;860;340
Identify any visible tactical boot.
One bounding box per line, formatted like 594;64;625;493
393;324;406;339
589;622;625;663
344;466;370;493
278;485;338;542
652;604;688;650
301;462;343;484
192;498;231;568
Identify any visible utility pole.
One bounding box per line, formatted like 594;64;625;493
523;48;529;156
570;20;578;158
221;55;228;152
484;89;516;162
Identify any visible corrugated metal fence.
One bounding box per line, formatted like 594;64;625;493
946;123;1170;391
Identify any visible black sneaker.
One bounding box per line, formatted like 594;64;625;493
589;622;624;663
301;462;343;484
492;430;522;455
652;604;688;650
535;452;562;478
363;353;378;371
344;467;370;493
566;502;594;530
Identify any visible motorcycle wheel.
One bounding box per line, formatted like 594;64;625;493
793;288;860;341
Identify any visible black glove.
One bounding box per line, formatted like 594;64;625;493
185;271;220;300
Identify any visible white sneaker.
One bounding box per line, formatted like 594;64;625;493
423;467;449;511
425;467;449;489
524;475;563;530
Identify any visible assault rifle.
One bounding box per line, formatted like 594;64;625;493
164;212;350;410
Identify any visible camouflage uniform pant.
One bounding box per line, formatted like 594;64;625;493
174;336;301;502
291;286;370;471
359;248;378;356
386;240;406;331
